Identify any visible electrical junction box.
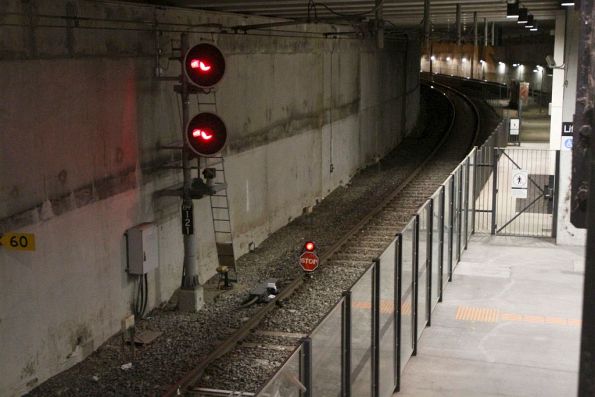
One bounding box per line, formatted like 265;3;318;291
126;223;158;275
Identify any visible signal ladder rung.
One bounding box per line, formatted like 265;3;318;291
213;218;230;222
211;206;230;209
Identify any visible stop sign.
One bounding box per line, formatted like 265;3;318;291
300;251;319;272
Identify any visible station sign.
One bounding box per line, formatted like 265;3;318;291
561;122;573;151
300;251;319;272
0;232;36;251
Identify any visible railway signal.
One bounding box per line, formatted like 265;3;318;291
183;43;226;90
186;112;227;156
300;241;319;272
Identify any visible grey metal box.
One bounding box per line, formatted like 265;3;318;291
126;223;158;275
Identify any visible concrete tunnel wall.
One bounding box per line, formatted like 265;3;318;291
0;1;421;394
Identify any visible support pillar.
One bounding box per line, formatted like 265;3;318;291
424;0;431;75
472;12;477;78
550;10;586;245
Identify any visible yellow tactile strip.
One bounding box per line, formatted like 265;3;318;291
455;305;582;327
351;299;410;315
348;302;580;328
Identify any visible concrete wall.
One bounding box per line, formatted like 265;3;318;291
0;1;420;395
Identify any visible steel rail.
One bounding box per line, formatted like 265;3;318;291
164;81;480;397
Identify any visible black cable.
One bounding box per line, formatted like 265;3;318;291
308;0;384;19
133;274;142;317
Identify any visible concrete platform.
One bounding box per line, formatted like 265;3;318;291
397;235;584;397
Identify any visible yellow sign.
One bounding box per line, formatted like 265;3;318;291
0;233;36;251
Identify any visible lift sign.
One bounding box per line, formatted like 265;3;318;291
0;233;36;251
300;251;319;272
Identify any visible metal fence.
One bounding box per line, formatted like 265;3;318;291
257;145;479;397
257;119;559;397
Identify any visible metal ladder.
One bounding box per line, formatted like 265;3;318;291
203;156;237;281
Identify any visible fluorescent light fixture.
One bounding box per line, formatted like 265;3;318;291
513;63;519;67
498;62;505;66
480;59;486;64
560;1;575;6
530;27;538;31
517;8;528;24
431;55;436;61
533;69;538;72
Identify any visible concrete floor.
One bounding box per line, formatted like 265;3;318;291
397;235;584;397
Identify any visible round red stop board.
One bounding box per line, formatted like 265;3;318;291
300;252;319;272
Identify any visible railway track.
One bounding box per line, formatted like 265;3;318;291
165;81;481;397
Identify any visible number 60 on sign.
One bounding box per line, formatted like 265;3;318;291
0;233;36;251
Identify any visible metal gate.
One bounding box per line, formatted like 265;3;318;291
473;147;559;238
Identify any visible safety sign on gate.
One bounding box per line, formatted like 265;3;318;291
511;169;528;199
510;118;520;136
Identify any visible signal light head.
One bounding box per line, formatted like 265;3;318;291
304;241;316;252
184;43;225;89
186;112;227;156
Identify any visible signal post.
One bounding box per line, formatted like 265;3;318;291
178;33;200;311
168;33;227;312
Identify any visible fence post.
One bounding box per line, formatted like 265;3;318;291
448;176;455;281
427;200;433;327
491;147;498;235
342;291;352;397
438;186;445;302
412;215;419;356
394;234;402;393
552;150;560;240
464;156;471;249
372;259;380;397
303;337;313;397
472;148;478;234
457;167;463;261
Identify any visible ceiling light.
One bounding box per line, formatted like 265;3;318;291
507;2;519;18
517;8;528;24
560;1;575;6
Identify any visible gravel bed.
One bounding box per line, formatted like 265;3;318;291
27;85;498;397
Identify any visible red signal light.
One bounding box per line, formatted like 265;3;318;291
186;113;227;156
190;59;212;72
192;128;213;140
304;241;316;252
184;43;225;89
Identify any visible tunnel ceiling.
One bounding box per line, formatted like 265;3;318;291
142;0;564;26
